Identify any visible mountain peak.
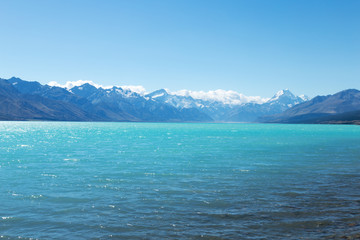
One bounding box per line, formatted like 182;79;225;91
299;94;310;101
270;89;295;101
147;89;169;98
9;77;23;82
74;82;98;90
337;89;360;96
48;80;104;90
262;88;360;124
265;89;308;109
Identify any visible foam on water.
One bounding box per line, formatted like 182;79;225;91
0;122;360;239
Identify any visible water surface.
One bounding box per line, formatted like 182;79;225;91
0;122;359;239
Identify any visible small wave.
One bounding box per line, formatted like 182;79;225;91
0;236;35;240
63;158;79;162
30;194;43;199
16;144;31;148
234;169;250;172
41;174;57;178
144;173;156;176
11;193;22;197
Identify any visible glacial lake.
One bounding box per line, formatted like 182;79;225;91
0;122;359;239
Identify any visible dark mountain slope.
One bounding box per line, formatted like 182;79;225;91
302;110;360;125
0;79;96;121
261;89;360;123
2;77;212;122
2;77;359;124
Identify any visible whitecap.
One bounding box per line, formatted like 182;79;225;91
64;158;79;162
30;194;43;199
17;144;30;148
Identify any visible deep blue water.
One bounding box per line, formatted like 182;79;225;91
0;122;360;239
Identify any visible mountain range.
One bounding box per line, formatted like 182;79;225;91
260;89;360;125
0;77;359;124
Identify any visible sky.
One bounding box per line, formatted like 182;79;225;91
0;0;359;98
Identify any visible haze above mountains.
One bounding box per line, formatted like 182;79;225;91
0;77;359;125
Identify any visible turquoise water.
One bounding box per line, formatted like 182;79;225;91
0;122;360;239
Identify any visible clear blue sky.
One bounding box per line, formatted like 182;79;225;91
0;0;359;97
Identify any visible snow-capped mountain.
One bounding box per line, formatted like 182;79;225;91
261;89;360;124
171;89;268;105
0;77;309;122
65;82;212;122
145;88;308;122
146;89;202;109
52;80;309;122
4;77;211;122
267;89;309;107
223;89;309;122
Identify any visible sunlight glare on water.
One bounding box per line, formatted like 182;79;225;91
0;122;360;239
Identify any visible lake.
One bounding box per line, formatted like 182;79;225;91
0;122;359;239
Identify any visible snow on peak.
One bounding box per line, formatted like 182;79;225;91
269;89;296;101
171;89;268;105
48;80;105;89
152;93;165;98
147;89;169;98
299;94;310;101
266;89;308;107
47;80;306;106
48;80;146;95
276;89;291;97
119;85;146;95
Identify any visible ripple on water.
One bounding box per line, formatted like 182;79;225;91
0;122;359;239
